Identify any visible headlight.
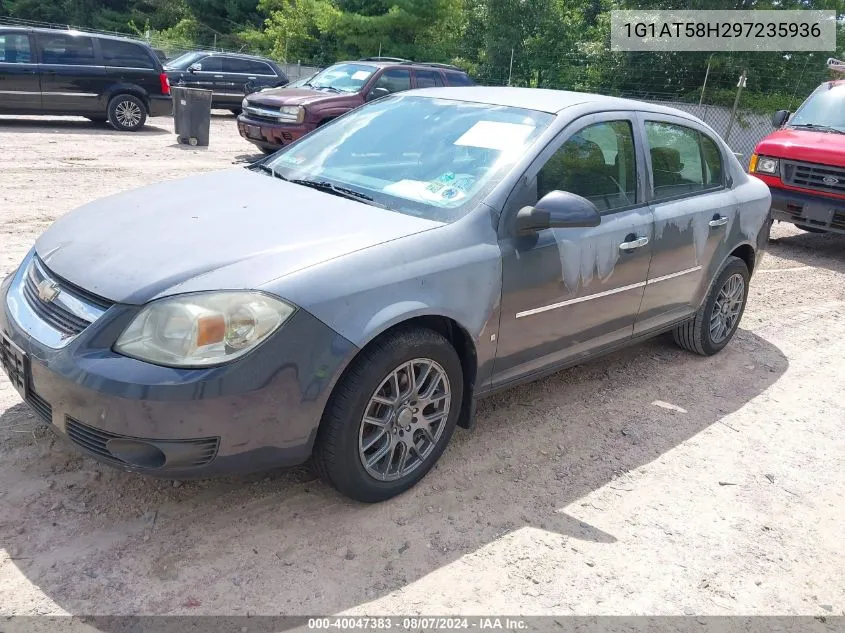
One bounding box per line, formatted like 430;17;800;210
753;155;779;175
242;97;249;109
114;291;295;368
278;105;305;123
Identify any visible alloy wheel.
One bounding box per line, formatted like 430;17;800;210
115;100;142;128
710;273;745;344
358;358;451;482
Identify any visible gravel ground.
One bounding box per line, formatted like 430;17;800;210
0;113;844;618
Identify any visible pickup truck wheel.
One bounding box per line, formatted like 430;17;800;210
108;94;147;132
313;327;463;503
673;256;749;356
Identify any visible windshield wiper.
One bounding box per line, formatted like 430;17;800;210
255;163;286;180
790;123;845;134
317;86;342;93
291;178;385;208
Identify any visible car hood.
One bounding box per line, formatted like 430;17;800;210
755;128;845;168
246;87;353;107
35;169;442;305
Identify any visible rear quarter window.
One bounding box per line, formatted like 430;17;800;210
444;72;474;86
101;39;156;69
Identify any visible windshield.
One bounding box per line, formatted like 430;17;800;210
265;95;554;221
306;63;377;93
164;51;206;70
788;84;845;132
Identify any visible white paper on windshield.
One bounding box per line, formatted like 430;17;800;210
351;70;372;80
454;121;535;150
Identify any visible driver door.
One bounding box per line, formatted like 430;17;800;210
493;112;655;387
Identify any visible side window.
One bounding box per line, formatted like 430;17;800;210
0;33;32;63
38;34;96;66
415;69;443;88
372;69;411;94
444;72;474;86
101;39;155;69
195;56;222;72
537;120;637;213
221;57;251;73
245;60;275;75
645;121;722;199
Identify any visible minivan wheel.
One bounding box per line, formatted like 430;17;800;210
673;256;750;356
313;327;463;503
108;94;147;132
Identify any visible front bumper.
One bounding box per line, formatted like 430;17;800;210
0;258;356;478
769;185;845;235
237;114;313;150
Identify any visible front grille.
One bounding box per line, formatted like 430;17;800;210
65;417;220;468
21;258;112;338
782;161;845;196
26;390;53;424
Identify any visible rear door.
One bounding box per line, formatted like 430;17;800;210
100;38;160;97
0;30;40;112
634;114;737;334
36;31;106;113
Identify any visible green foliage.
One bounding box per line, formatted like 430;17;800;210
3;0;842;107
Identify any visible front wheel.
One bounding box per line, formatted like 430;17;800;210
673;256;750;356
108;94;147;132
313;328;463;503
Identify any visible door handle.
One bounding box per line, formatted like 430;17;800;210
619;236;649;251
709;215;729;227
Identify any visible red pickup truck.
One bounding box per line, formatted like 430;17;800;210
749;76;845;235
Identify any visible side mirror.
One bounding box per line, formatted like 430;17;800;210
366;87;390;102
512;191;601;237
188;62;202;73
772;109;789;128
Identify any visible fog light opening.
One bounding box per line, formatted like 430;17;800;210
105;439;166;469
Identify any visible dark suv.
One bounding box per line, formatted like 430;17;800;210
0;26;171;131
237;57;475;152
165;51;289;113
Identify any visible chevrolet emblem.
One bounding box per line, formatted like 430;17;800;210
37;279;61;303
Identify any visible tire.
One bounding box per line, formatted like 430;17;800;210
260;147;277;155
795;224;827;234
313;327;464;503
108;94;147;132
673;256;750;356
230;108;242;116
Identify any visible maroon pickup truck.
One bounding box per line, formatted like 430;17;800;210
237;57;474;153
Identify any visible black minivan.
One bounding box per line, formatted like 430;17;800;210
0;26;171;131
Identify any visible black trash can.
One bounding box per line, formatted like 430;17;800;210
172;86;212;147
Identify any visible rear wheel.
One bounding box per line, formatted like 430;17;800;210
313;327;463;503
673;256;749;356
108;94;147;132
230;108;242;116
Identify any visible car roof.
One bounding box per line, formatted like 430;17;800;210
195;51;278;62
401;86;696;116
334;59;469;73
3;25;156;47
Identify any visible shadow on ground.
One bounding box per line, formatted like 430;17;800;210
768;225;845;274
0;329;787;618
0;117;170;135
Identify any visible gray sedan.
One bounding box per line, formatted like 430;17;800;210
0;87;771;502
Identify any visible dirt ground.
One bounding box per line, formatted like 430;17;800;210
1;113;844;619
